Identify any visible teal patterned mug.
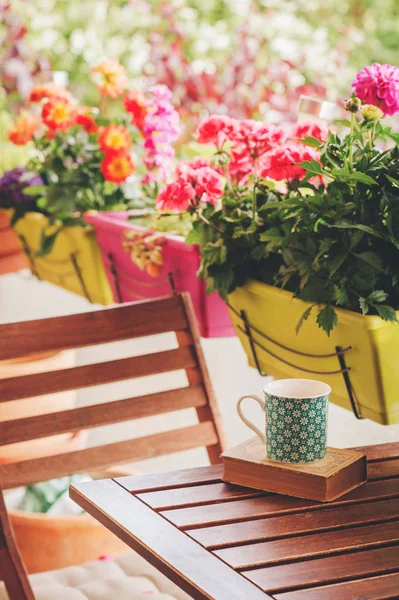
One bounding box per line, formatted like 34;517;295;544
237;379;331;464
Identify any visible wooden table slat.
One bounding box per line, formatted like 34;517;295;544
367;458;399;481
243;545;399;593
216;520;399;569
138;482;267;510
70;480;270;600
274;572;399;600
163;478;399;530
189;497;399;549
115;465;224;494
352;442;399;462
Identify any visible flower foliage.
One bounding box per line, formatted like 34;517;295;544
6;68;179;252
156;64;399;335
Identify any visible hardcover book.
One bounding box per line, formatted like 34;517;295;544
222;437;367;502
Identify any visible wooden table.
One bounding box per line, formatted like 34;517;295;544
70;442;399;600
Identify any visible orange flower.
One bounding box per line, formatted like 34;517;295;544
29;83;74;104
92;59;127;98
101;152;135;183
42;99;76;131
98;124;131;154
75;107;98;134
8;112;41;145
124;90;148;131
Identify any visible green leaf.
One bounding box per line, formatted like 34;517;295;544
202;239;227;265
359;297;370;314
22;184;47;196
375;305;399;323
329;248;348;276
295;305;314;335
386;132;399;145
334;285;348;306
206;264;234;298
386;175;399;188
251;244;269;260
367;290;388;303
297;159;323;176
259;228;282;242
186;228;201;245
36;228;61;257
331;169;377;185
316;305;338;336
355;251;384;272
301;136;322;148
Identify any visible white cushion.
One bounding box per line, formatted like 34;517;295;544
0;553;192;600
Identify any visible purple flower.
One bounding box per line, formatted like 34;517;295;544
352;63;399;116
0;168;43;209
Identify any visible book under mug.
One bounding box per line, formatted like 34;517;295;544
222;437;367;502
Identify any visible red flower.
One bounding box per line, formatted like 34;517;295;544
42;99;76;131
291;121;328;144
101;152;135;183
261;145;319;182
75;108;98;134
29;83;74;104
124;90;148;131
98;124;131;155
156;178;196;212
156;166;224;212
8;112;41;145
196;115;237;147
231;120;286;159
176;157;210;176
194;167;224;205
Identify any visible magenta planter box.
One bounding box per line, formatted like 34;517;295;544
85;211;235;338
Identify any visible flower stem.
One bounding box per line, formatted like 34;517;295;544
197;211;222;233
349;112;356;171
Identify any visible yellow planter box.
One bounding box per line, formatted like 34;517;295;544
229;280;399;425
13;213;113;305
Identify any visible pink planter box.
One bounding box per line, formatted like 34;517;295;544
85;211;235;338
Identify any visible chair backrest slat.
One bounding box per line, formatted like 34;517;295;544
1;422;218;490
0;346;196;403
0;295;188;360
0;386;207;447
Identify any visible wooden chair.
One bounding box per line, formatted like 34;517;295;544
0;293;225;491
0;293;225;599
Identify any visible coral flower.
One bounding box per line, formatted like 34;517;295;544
101;152;135;183
291;120;328;144
92;59;128;98
42;99;76;131
352;63;399;116
124;90;148;131
156;178;196;212
7;112;41;145
196;115;237;147
98;124;131;155
29;83;75;104
75;108;98;134
261;145;319;182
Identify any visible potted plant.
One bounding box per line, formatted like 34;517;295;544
156;63;399;423
5;61;179;304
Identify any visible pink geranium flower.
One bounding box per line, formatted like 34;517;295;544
291;120;328;144
231;120;286;159
352;63;399;116
196;115;237;147
156;165;224;212
261;144;319;182
156;178;195;212
176;157;210;176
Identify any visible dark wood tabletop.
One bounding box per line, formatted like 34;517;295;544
70;441;399;600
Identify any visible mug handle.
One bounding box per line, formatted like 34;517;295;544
237;394;266;444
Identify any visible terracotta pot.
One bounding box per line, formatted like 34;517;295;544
0;350;80;463
8;469;132;574
0;209;27;275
